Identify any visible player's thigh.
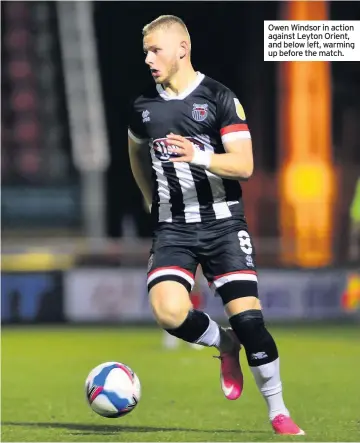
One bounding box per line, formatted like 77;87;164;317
149;281;193;327
200;224;260;315
147;243;198;326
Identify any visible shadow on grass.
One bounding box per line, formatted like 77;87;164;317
3;421;268;435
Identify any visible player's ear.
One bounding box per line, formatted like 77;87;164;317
179;41;188;59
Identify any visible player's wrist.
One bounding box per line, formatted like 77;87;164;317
190;150;212;169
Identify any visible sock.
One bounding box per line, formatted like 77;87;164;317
165;309;228;348
194;315;220;347
250;358;289;420
229;309;289;420
195;318;235;351
217;326;237;353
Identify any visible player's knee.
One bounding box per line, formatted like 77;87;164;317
224;296;261;317
149;281;192;329
228;309;279;367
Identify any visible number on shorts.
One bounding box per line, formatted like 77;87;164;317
237;230;253;254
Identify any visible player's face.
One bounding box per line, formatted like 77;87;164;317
143;30;180;84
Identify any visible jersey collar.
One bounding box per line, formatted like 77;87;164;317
156;72;205;101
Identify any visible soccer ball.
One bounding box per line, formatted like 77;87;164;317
85;362;141;418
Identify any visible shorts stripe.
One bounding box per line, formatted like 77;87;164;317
147;275;192;293
211;270;258;290
147;266;195;288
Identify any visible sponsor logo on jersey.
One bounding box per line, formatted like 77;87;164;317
197;134;211;145
153;137;205;162
234;98;246;120
192;103;208;122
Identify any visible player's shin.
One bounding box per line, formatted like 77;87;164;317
229;309;289;420
165;309;233;350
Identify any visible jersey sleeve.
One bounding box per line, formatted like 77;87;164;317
216;88;251;144
128;100;149;144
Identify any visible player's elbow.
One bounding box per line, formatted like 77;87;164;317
241;165;253;179
230;151;253;180
236;160;253;180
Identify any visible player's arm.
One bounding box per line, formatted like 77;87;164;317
167;134;253;181
168;89;253;180
200;137;253;180
128;133;153;210
128;99;153;211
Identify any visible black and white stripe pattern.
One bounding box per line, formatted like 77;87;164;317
129;131;243;224
150;149;240;223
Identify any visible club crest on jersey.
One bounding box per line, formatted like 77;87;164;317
192;103;208;122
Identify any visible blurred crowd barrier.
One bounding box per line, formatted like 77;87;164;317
2;258;360;324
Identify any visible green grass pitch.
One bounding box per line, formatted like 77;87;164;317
2;325;360;442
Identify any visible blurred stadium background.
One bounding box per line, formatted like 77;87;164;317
2;0;360;326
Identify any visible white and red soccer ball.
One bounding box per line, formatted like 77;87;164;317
85;362;141;418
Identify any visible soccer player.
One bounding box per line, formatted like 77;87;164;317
128;15;304;435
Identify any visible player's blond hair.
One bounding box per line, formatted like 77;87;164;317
142;15;191;45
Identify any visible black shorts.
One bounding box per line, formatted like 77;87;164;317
147;218;258;304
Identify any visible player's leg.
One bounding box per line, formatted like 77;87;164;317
188;267;205;350
147;240;236;355
201;222;304;434
224;298;304;435
195;260;244;399
149;278;234;352
161;280;205;350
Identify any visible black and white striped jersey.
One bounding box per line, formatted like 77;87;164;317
128;72;251;224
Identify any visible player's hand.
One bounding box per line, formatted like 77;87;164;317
166;133;194;163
